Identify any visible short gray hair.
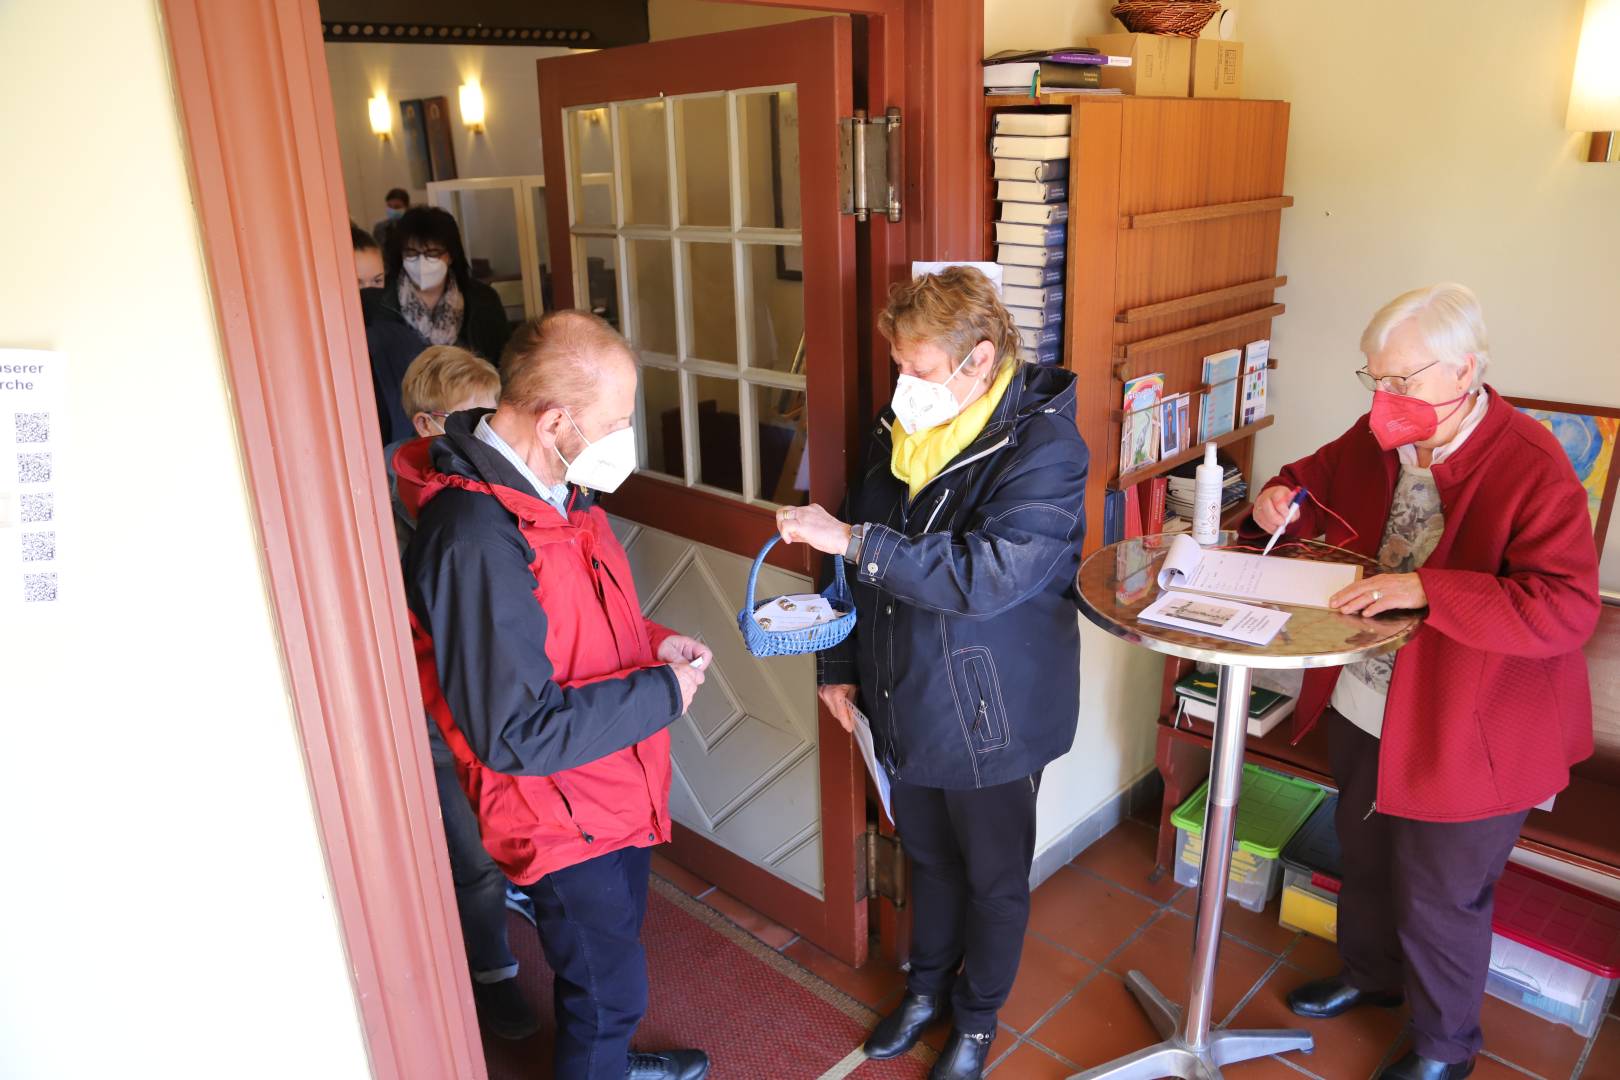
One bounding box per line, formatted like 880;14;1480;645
1360;283;1491;391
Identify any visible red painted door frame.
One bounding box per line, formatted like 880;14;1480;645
158;0;981;1077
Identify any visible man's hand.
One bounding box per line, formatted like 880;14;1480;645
658;634;714;669
776;503;853;556
1252;485;1296;534
671;661;705;714
818;683;859;734
1331;572;1427;616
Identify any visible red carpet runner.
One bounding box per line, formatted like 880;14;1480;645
483;877;932;1079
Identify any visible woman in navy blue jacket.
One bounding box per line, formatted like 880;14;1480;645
775;268;1088;1080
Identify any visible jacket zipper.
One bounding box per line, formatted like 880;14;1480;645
1363;801;1377;821
922;489;952;533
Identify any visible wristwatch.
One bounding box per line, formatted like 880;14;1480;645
843;523;866;563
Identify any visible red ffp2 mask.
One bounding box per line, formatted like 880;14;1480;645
1368;390;1469;451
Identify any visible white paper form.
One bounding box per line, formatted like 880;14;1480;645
1138;590;1292;646
0;349;66;609
1156;533;1360;611
849;704;894;823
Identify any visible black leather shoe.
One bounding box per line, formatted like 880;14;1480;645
864;991;943;1059
929;1029;995;1080
1287;976;1405;1019
471;977;541;1041
625;1049;710;1080
1379;1051;1475;1079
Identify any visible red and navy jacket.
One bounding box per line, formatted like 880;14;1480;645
396;410;682;885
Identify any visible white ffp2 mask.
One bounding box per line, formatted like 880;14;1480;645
403;254;449;291
890;351;976;435
556;411;638;493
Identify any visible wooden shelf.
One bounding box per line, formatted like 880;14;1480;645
1117;276;1287;324
983;92;1124;109
1123;196;1294;230
1113;304;1286;362
1114;415;1275;488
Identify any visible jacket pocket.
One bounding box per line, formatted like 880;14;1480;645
952;646;1011;754
548;746;654;845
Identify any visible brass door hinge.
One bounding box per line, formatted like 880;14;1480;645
839;108;902;223
857;824;907;906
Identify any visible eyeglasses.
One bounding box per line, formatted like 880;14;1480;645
1355;358;1442;395
403;247;449;260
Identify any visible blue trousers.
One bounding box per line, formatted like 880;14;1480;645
431;727;519;981
523;845;654;1080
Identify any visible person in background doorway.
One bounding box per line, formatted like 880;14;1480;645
396;311;712;1080
383;345;540;1038
350;223;385;290
776;268;1088;1080
371;185;409;250
362;205;512;445
1256;284;1600;1080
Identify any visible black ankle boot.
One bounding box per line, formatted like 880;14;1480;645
864;991;943;1059
1287;976;1405;1019
1379;1051;1475;1079
929;1029;994;1080
625;1049;710;1080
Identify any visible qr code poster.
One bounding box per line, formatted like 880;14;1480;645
0;349;66;607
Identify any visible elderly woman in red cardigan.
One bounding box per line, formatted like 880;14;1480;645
1251;283;1600;1080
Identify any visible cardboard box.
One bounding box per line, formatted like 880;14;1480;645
1191;39;1243;98
1087;33;1192;98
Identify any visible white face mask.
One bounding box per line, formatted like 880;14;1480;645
403;254;448;291
555;410;638;493
890;350;978;435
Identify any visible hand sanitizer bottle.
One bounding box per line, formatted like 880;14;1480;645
1192;442;1222;545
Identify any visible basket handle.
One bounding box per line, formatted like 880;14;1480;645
746;533;854;612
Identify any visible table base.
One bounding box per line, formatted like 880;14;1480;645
1066;970;1314;1080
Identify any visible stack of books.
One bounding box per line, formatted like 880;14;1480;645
1173;671;1295;738
1164;457;1248;523
992;111;1070;366
983;47;1130;97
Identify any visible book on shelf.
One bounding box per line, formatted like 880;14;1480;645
1036;87;1123;96
998;200;1068;226
1003;283;1063;311
995;220;1066;247
996;243;1065;268
990;111;1071;136
1103;488;1125;545
1119;372;1164;474
1047;50;1131;67
1198;347;1242;442
1028;343;1061;366
1008;305;1061;331
984;46;1101;62
992;158;1068;182
1123;483;1143;540
996;179;1068;204
1002;262;1064;288
990;134;1072;160
1017;324;1061;351
1241;338;1270;426
1173;672;1295;736
1145;477;1168;535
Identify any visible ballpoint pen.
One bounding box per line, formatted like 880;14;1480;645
1261;487;1309;557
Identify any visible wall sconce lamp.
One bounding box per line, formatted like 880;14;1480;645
1568;0;1620;162
460;80;486;133
368;93;392;139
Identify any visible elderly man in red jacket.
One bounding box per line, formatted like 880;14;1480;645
398;311;712;1080
1253;284;1600;1080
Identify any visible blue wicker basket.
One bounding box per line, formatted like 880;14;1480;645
737;535;857;658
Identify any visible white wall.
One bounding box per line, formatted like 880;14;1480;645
0;2;369;1077
994;0;1620;859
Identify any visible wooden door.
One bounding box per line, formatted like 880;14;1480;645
538;18;867;965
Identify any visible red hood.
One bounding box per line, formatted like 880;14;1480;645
392;434;584;546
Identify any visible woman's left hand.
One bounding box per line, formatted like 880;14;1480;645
775;503;852;556
1330;572;1427;616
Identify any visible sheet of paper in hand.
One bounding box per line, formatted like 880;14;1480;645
751;593;840;632
1155;533;1360;611
1138;590;1292;646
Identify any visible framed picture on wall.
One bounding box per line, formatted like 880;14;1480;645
769;96;802;281
399;99;431;188
1508;395;1620;553
422;96;458;181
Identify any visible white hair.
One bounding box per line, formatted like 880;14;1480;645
1359;283;1491;391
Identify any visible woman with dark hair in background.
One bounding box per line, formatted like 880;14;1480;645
361;205;512;445
349;223;385;290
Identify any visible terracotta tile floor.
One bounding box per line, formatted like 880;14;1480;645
653;819;1619;1078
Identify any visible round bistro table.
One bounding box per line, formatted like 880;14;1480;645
1069;532;1421;1080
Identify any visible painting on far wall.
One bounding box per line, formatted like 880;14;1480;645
423;95;458;181
399;99;432;188
1509;396;1620;558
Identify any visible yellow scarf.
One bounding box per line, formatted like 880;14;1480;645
890;362;1016;499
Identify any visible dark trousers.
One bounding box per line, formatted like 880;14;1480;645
1328;711;1527;1064
431;731;519;981
892;773;1042;1034
523;845;654;1080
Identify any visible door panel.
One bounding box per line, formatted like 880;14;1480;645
542;19;864;964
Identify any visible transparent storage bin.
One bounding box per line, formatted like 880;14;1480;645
1170;765;1325;914
1173;825;1282;912
1278;865;1339;941
1485;941;1618;1039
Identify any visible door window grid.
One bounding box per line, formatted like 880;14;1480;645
563;89;806;508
